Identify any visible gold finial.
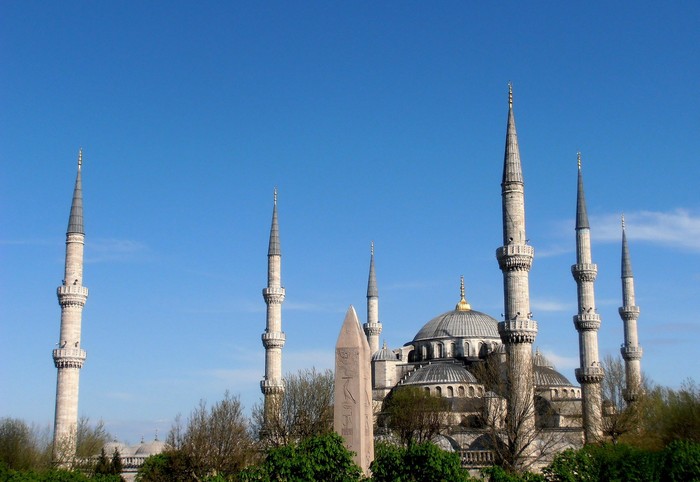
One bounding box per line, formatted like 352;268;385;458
78;148;82;169
456;275;471;311
273;187;277;205
577;152;581;170
508;82;513;108
371;240;374;256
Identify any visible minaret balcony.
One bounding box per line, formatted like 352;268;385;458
52;348;86;369
618;306;640;319
621;345;643;360
571;263;597;282
262;287;286;304
573;313;601;331
363;322;382;337
496;245;534;271
498;319;538;344
57;285;89;306
575;366;604;384
260;379;284;394
261;331;286;348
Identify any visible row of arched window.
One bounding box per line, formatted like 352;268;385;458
423;384;485;398
412;340;500;361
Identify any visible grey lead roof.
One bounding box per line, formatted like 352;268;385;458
621;223;633;278
412;308;500;342
367;243;378;298
402;362;477;385
268;190;280;256
576;162;590;230
67;159;84;235
502;89;524;186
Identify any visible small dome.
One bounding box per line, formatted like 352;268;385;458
535;365;574;387
103;440;132;457
135;439;167;457
413;309;499;342
372;342;396;361
533;349;553;368
403;363;477;385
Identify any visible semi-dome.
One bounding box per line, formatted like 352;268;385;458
403;363;477;385
413;278;500;343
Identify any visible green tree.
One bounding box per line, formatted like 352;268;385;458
240;432;362;482
0;418;51;470
379;386;449;447
371;441;474;482
94;448;111;475
136;451;198;482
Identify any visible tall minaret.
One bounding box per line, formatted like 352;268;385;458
52;149;89;463
619;216;643;404
363;241;381;354
496;84;538;462
571;154;604;443
261;189;286;425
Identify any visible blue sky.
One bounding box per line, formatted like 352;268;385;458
1;2;698;444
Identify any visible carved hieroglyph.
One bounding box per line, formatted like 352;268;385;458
334;306;374;476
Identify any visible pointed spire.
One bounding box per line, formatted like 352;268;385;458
502;83;524;186
67;149;84;235
268;188;280;256
621;215;633;278
576;152;590;230
456;275;471;311
367;241;378;297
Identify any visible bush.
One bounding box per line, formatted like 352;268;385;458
371;441;473;482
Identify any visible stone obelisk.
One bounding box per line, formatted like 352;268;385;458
335;306;373;476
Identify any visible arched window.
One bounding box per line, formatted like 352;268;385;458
478;387;484;396
464;342;470;358
553;389;559;398
450;342;456;357
468;386;475;397
458;386;466;397
421;345;427;360
425;387;430;394
436;343;444;358
447;386;454;397
436;386;442;397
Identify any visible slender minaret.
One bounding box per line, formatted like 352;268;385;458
261;189;286;426
52;149;89;463
496;84;538;463
571;153;604;443
619;216;643;404
363;241;381;354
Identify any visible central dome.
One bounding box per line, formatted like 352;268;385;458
413;308;500;342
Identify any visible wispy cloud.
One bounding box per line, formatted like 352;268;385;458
592;209;700;251
540;350;579;371
531;299;572;313
535;244;572;259
86;238;150;263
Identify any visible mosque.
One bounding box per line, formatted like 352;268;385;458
51;87;643;472
258;86;644;468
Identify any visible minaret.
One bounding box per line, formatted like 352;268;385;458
619;216;643;404
363;241;381;354
261;189;286;426
495;84;538;463
571;153;604;443
52;149;89;463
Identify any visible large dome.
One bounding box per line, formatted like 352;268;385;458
413;308;500;342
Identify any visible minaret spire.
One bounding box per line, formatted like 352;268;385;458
363;241;381;354
496;84;538;469
619;216;643;404
261;188;286;431
571;154;604;443
52;150;89;464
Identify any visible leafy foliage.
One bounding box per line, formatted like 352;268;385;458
240;432;362;482
0;461;122;481
371;441;473;482
136;451;198;481
0;418;50;470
